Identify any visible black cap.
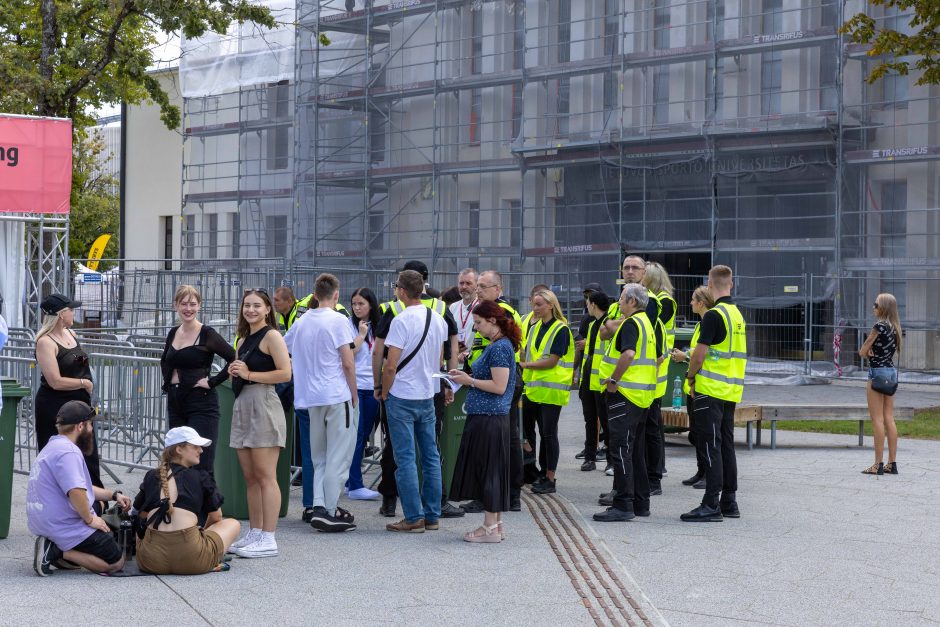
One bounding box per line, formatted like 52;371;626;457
41;293;81;316
582;282;603;294
400;260;429;280
55;400;99;425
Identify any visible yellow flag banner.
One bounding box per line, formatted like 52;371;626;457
86;234;112;271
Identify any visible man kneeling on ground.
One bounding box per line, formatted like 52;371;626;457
27;400;132;576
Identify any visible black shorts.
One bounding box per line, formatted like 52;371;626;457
72;530;123;565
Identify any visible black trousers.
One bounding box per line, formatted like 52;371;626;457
167;384;221;476
534;402;562;473
521;396;540;480
379;390;447;500
34;388;103;489
645;398;666;486
580;385;609;461
605;392;648;512
508;384;523;492
691;394;738;507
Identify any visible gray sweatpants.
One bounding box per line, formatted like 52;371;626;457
308;400;359;512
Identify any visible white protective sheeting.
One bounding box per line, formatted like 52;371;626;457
0;220;26;328
179;0;297;98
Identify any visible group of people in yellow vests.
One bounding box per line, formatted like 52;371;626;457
271;257;747;524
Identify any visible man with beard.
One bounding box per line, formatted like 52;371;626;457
27;401;132;576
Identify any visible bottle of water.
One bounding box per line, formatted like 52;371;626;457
671;376;683;409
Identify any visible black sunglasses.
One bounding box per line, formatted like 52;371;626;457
244;288;269;297
872;302;879;308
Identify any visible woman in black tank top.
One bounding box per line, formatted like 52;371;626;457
34;293;103;488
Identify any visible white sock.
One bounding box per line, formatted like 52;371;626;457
262;531;275;542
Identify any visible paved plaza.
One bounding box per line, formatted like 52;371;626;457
2;381;938;626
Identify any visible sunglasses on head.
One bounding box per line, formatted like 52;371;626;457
244;288;269;297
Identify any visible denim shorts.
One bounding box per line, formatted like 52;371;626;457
868;366;898;384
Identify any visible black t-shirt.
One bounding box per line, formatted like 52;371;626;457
697;296;733;346
870;321;897;368
615;313;641;353
534;320;571;357
160;325;236;392
576;313;592;341
645;296;659;325
659;297;675;326
133;464;224;529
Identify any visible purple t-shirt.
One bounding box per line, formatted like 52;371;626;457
26;435;95;551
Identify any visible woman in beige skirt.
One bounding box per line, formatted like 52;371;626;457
227;289;291;558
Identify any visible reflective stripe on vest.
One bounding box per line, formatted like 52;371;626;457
683;323;701;396
695;303;747;403
597;312;658;408
581;315;608;392
655;317;668;398
522;318;574;406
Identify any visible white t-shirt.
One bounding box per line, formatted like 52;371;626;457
352;318;374;390
386;304;447;400
449;299;477;347
285;307;355;407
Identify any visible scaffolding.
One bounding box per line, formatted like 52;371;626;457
177;0;940;368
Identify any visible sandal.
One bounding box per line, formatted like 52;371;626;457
497;520;507;540
334;507;355;524
883;462;898;475
861;462;884;475
210;562;231;573
464;524;502;543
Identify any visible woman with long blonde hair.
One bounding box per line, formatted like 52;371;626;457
520;289;574;495
859;293;902;475
34;294;103;489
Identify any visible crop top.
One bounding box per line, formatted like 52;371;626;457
160;325;236;393
133;463;224;530
232;326;278;398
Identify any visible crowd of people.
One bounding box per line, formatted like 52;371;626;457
23;257;903;576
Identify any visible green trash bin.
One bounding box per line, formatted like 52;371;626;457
214;381;294;520
1;378;30;539
439;386;469;495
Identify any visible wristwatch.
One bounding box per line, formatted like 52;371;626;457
111;490;123;501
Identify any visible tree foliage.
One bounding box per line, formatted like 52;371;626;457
841;0;940;86
0;0;275;130
68;130;120;266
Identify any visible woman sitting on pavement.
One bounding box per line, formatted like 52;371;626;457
670;285;714;489
134;427;240;574
447;300;522;543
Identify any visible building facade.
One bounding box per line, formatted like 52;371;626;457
175;0;940;367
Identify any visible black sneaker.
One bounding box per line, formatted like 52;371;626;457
593;507;635;522
34;537;60;577
301;507;316;523
575;448;587;460
310;507;356;532
680;504;723;522
596;448;608;461
531;479;556;494
440;502;466;518
720;501;740;518
692;477;706;489
598;491;614;507
461;500;484;514
380;496;397;517
580;460;596;471
509;492;522;512
649;484;663;496
682;472;704;486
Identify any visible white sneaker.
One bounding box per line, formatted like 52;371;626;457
605;465;614;476
234;535;278;558
347;487;380;500
227;528;260;553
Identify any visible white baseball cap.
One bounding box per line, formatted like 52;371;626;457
165;426;212;447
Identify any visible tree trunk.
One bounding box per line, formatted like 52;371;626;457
38;0;58;116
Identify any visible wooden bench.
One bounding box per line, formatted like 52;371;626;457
661;404;915;449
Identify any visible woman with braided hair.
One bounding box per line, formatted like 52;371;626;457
133;427;240;574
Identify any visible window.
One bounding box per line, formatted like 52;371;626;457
706;0;724;42
652;0;670;124
265;215;288;258
603;0;620;115
183;214;195;260
880;181;906;258
469;7;483;144
266;80;289;171
231;211;241;259
511;0;524;139
162;216;174;269
467;201;480;248
556;0;570;136
761;52;782;115
208;213;218;259
508;200;522;248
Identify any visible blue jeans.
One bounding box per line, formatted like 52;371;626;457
385;394;442;523
295;408;314;508
347;389;379;491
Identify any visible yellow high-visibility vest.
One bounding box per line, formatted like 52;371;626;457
694;303;747;403
522;318;575;406
598;312;658;409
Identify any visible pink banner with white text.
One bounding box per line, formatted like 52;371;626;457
0;114;72;214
